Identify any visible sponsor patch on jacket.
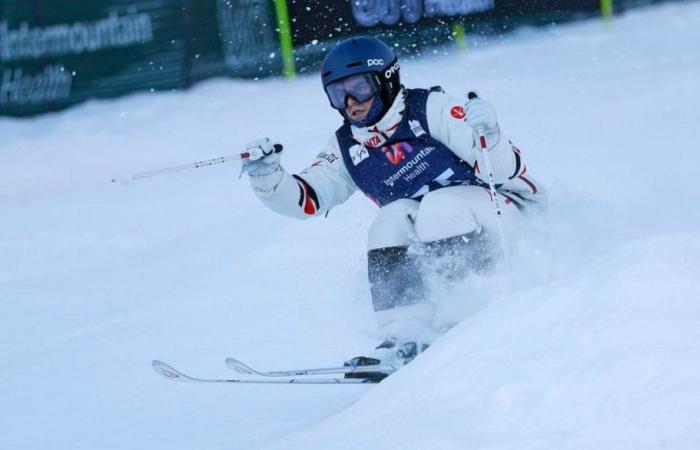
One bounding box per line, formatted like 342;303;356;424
350;144;369;166
450;105;465;119
409;120;426;137
314;151;339;165
364;135;382;148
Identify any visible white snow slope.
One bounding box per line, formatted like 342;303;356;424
2;3;700;450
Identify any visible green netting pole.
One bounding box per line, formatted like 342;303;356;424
601;0;613;30
451;21;467;51
273;0;296;78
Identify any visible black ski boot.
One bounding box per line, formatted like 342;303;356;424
343;338;430;382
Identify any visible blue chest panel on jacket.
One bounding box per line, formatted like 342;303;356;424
336;88;479;207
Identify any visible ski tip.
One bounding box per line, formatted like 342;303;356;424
225;357;257;375
152;360;189;382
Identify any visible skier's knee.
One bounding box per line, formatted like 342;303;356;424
414;187;496;274
367;199;419;250
414;186;485;243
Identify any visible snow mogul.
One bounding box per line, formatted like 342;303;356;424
241;36;544;374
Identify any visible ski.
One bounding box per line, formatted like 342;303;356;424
225;356;397;378
152;360;380;384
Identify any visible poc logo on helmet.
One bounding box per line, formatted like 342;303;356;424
367;58;384;67
384;61;400;78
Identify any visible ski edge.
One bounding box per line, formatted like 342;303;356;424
151;360;379;384
225;356;397;378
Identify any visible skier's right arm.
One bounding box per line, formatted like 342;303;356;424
242;137;357;219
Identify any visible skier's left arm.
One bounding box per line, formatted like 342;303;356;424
426;90;544;198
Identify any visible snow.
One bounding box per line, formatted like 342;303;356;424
269;234;700;450
2;3;700;449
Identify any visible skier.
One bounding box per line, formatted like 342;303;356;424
241;36;544;371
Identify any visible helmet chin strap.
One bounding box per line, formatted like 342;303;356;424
347;95;385;128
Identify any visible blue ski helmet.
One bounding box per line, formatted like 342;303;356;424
321;36;401;122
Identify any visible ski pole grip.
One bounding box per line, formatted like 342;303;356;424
240;143;284;161
467;92;487;148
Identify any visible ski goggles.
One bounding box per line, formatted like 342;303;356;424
325;73;380;109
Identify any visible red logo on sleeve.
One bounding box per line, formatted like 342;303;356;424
450;106;465;119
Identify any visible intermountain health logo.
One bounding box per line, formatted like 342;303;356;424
1;65;72;105
0;10;153;62
382;146;435;187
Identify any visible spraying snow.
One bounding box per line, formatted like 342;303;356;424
1;3;699;450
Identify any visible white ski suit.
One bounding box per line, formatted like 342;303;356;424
248;88;545;341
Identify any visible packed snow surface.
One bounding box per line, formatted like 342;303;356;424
2;3;700;450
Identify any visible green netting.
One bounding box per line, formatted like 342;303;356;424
0;0;679;117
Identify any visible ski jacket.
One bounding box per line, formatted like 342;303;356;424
336;87;484;207
251;87;544;219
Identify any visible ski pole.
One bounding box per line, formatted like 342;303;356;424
467;91;511;268
475;129;511;269
111;144;283;184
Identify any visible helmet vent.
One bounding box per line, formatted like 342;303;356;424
346;61;362;68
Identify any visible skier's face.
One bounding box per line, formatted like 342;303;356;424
345;95;374;122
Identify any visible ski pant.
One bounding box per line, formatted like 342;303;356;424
367;185;523;341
